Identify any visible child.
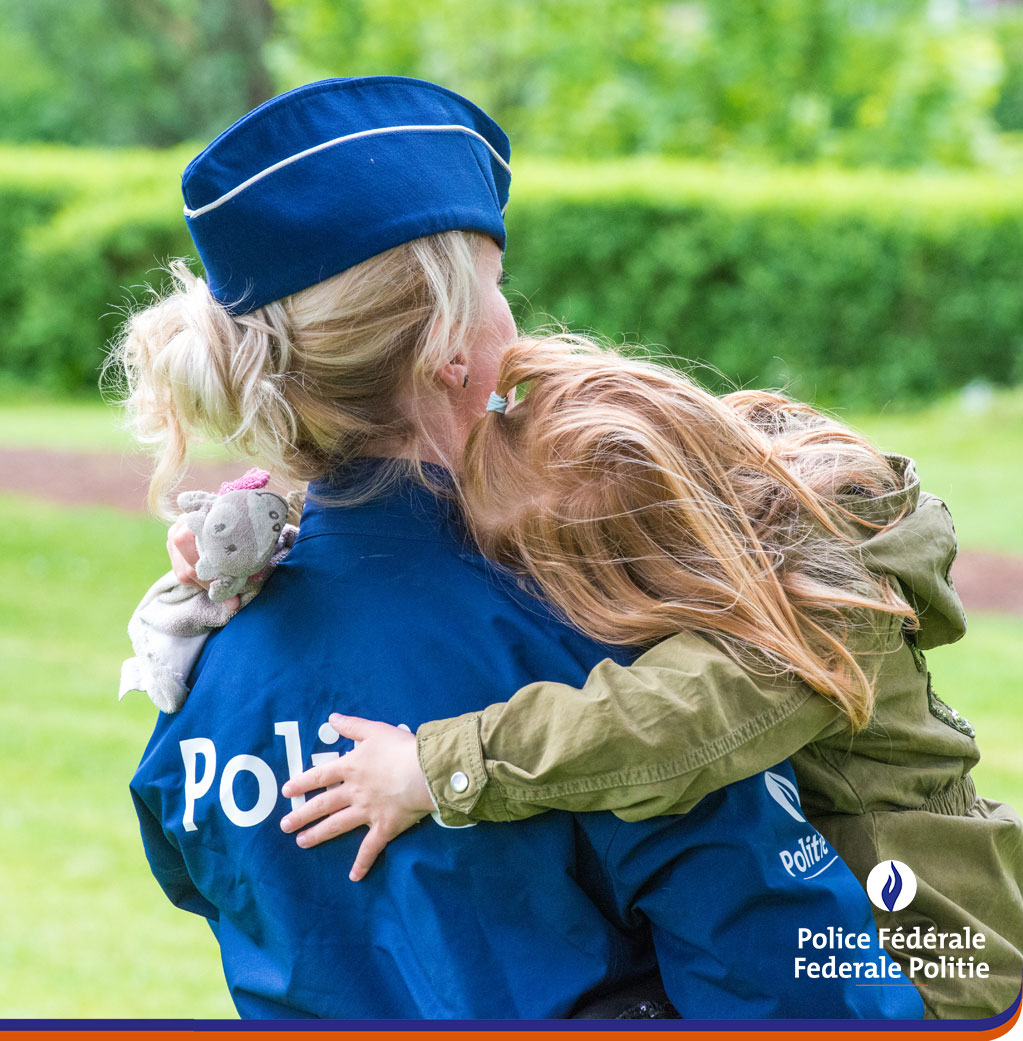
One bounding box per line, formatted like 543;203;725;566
265;336;1023;1019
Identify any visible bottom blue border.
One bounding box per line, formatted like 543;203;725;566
3;985;1019;1033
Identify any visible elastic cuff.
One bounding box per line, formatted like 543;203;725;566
416;713;488;827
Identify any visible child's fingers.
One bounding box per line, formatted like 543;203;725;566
167;517;209;590
168;516;200;565
282;757;348;799
293;807;366;850
280;786;351;833
329;713;378;742
349;826;391;882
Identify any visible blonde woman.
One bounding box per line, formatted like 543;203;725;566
120;77;918;1020
260;338;1023;1020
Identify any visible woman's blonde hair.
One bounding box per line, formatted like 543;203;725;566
462;336;915;729
107;231;488;514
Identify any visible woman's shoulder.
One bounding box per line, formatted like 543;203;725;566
195;475;631;712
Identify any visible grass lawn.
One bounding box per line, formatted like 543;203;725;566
0;393;135;453
0;393;225;459
924;614;1023;804
0;487;1020;1018
0;495;234;1017
845;385;1023;555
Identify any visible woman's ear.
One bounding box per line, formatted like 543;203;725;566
436;351;469;391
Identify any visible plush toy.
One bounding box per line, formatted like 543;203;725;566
119;468;304;713
177;469;291;601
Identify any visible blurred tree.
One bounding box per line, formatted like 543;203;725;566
990;7;1023;130
833;4;1005;166
268;0;1011;167
0;0;274;146
0;0;1018;166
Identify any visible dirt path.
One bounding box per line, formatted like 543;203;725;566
2;446;1021;616
0;446;247;514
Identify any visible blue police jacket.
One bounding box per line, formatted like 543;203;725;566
131;462;923;1020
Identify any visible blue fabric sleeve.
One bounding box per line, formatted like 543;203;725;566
600;763;924;1020
131;783;220;924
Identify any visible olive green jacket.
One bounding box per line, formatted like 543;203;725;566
418;458;1023;1019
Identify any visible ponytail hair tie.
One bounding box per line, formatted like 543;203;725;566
486;391;509;414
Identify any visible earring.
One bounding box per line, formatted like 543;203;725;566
462;373;470;389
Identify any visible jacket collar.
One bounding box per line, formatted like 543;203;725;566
297;458;466;546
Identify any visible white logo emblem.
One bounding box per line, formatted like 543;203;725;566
764;770;806;822
866;860;917;912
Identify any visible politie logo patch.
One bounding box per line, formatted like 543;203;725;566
866;860;917;912
764;770;806;823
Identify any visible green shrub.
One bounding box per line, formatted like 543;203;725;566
2;147;1023;407
0;146;193;393
506;160;1023;405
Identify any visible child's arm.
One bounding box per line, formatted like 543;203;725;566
265;477;968;879
417;630;846;826
278;635;846;878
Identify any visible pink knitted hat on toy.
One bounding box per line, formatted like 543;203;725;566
219;468;271;495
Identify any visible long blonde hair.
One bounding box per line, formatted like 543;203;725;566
462;336;915;729
106;231;487;514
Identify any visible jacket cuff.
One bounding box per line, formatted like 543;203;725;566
417;713;490;827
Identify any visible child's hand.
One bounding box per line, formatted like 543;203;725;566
166;515;240;610
280;714;433;881
167;515;207;589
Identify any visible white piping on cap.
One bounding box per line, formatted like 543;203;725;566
183;123;512;219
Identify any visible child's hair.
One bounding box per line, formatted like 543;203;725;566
106;231;488;515
462;336;915;729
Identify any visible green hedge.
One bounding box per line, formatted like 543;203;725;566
0;146;194;393
507;160;1023;406
2;147;1022;407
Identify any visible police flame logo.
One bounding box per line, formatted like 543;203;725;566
881;863;904;911
866;859;917;913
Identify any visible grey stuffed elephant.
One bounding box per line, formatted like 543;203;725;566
178;487;291;601
119;468;304;712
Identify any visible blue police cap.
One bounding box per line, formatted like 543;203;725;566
182;76;511;314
